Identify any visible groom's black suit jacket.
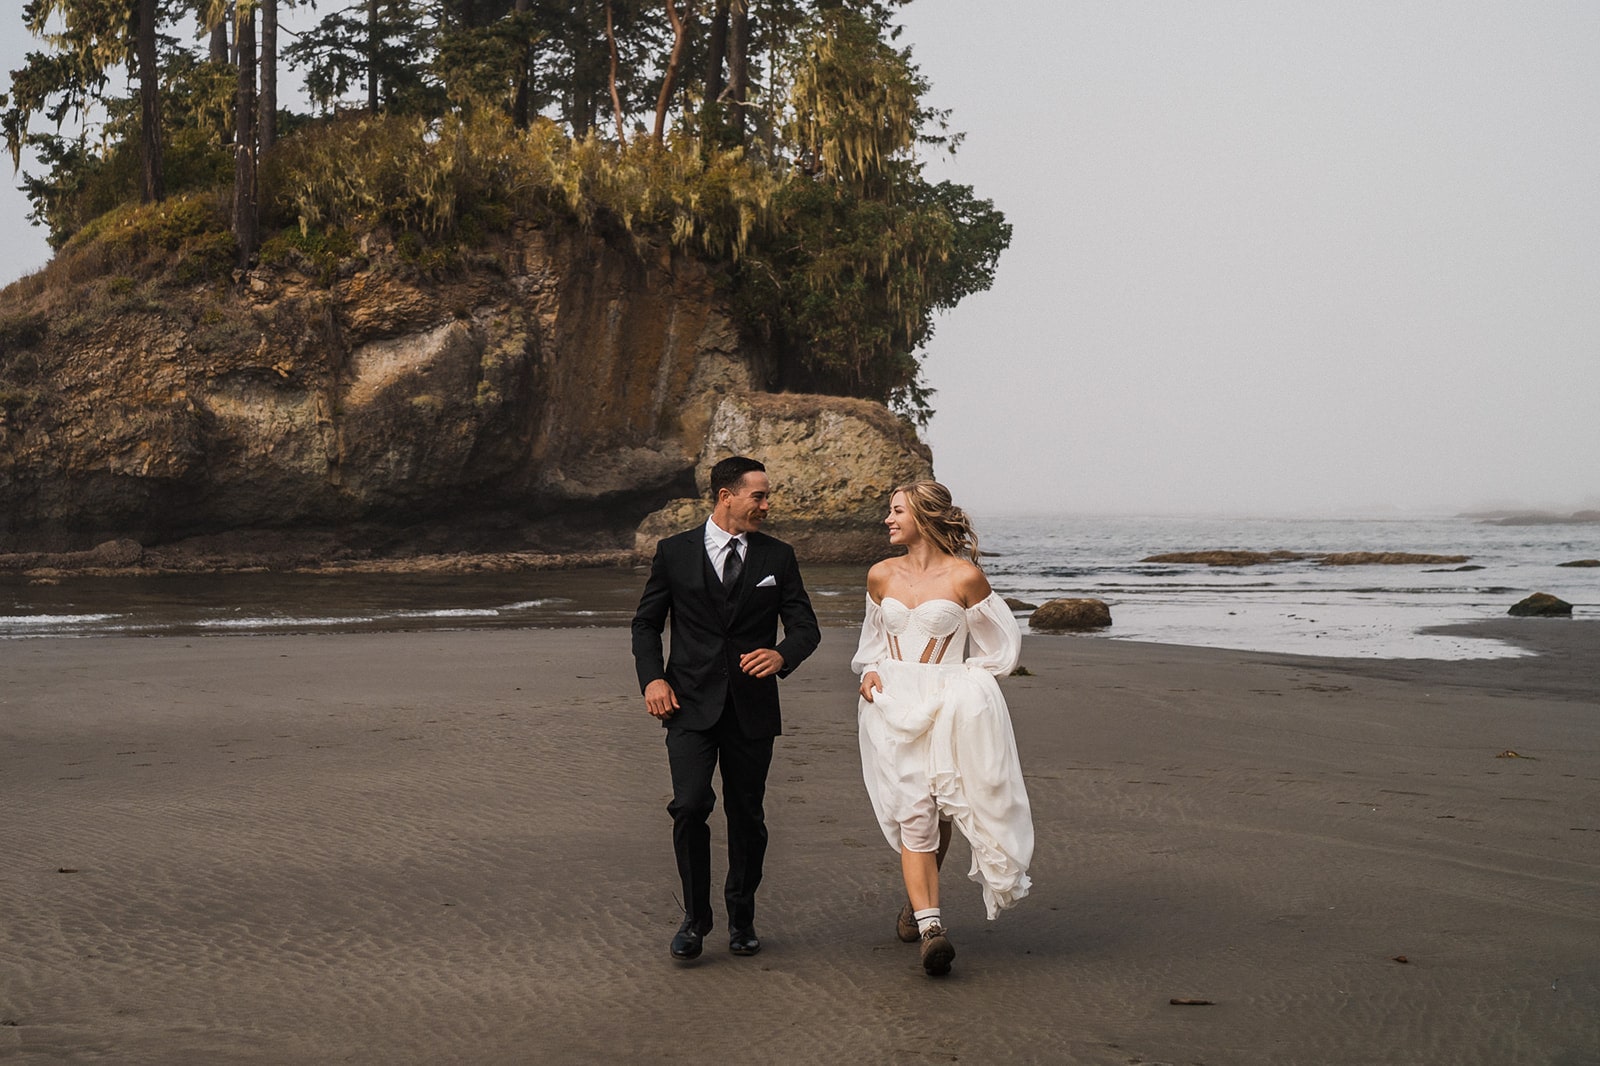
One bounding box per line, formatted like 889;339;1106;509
631;526;821;738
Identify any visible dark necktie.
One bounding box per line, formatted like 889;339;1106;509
722;538;743;593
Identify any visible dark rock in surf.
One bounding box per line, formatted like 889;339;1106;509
1142;550;1312;566
1319;552;1471;566
1030;598;1112;631
1507;593;1572;617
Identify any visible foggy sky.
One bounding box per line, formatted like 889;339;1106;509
4;1;1597;517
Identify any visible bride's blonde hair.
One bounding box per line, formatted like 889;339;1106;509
893;480;981;566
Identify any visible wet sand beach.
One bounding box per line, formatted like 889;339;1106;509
2;623;1596;1064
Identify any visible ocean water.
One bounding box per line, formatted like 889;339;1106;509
1;515;1595;660
978;514;1597;660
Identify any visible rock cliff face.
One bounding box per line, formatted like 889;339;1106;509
635;391;931;562
0;222;930;564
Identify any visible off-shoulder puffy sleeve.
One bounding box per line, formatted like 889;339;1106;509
964;592;1021;676
851;593;888;676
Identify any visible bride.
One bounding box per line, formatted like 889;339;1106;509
852;480;1034;976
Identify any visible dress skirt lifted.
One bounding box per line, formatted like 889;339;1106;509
852;593;1034;919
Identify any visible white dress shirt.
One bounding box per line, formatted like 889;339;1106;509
703;518;746;575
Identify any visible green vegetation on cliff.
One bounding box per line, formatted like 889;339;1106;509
3;1;1008;420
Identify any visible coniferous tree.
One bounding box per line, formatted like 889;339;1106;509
284;0;435;114
4;0;168;202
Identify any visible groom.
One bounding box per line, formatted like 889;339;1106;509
631;456;821;962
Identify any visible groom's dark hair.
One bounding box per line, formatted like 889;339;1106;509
710;456;766;500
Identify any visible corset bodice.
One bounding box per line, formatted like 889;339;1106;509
879;597;967;665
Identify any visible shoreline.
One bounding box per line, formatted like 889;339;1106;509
3;624;1596;1063
4;565;1593;669
0;545;643;581
1245;618;1600;702
10;509;1595;664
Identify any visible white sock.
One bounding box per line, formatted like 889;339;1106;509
914;908;943;935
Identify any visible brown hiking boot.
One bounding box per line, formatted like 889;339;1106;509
919;922;955;976
896;901;919;943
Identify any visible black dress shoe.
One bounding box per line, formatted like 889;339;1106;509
729;928;761;956
671;917;709;961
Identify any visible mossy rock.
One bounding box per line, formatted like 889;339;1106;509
1507;593;1572;617
1030;598;1112;631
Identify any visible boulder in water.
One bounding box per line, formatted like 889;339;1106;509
1507;593;1572;617
1030;598;1112;631
1320;552;1470;566
1142;550;1310;566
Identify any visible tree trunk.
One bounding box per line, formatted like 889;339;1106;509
209;3;230;64
567;0;604;137
234;2;258;267
727;0;748;143
706;0;728;105
512;0;530;128
652;0;689;144
136;0;164;202
606;0;625;144
259;0;277;151
367;0;380;112
211;3;232;144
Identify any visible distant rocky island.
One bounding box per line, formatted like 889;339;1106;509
1142;551;1473;567
1459;510;1600;526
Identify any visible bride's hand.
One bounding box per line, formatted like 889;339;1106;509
859;671;883;702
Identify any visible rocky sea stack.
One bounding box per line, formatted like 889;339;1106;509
0;222;931;569
1;4;1018;573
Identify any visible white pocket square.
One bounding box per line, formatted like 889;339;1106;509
756;575;777;587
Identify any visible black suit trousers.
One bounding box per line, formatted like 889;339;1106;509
665;697;774;932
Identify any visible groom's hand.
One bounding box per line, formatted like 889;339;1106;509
644;679;679;720
739;648;785;678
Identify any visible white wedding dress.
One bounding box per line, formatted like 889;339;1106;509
852;593;1034;919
